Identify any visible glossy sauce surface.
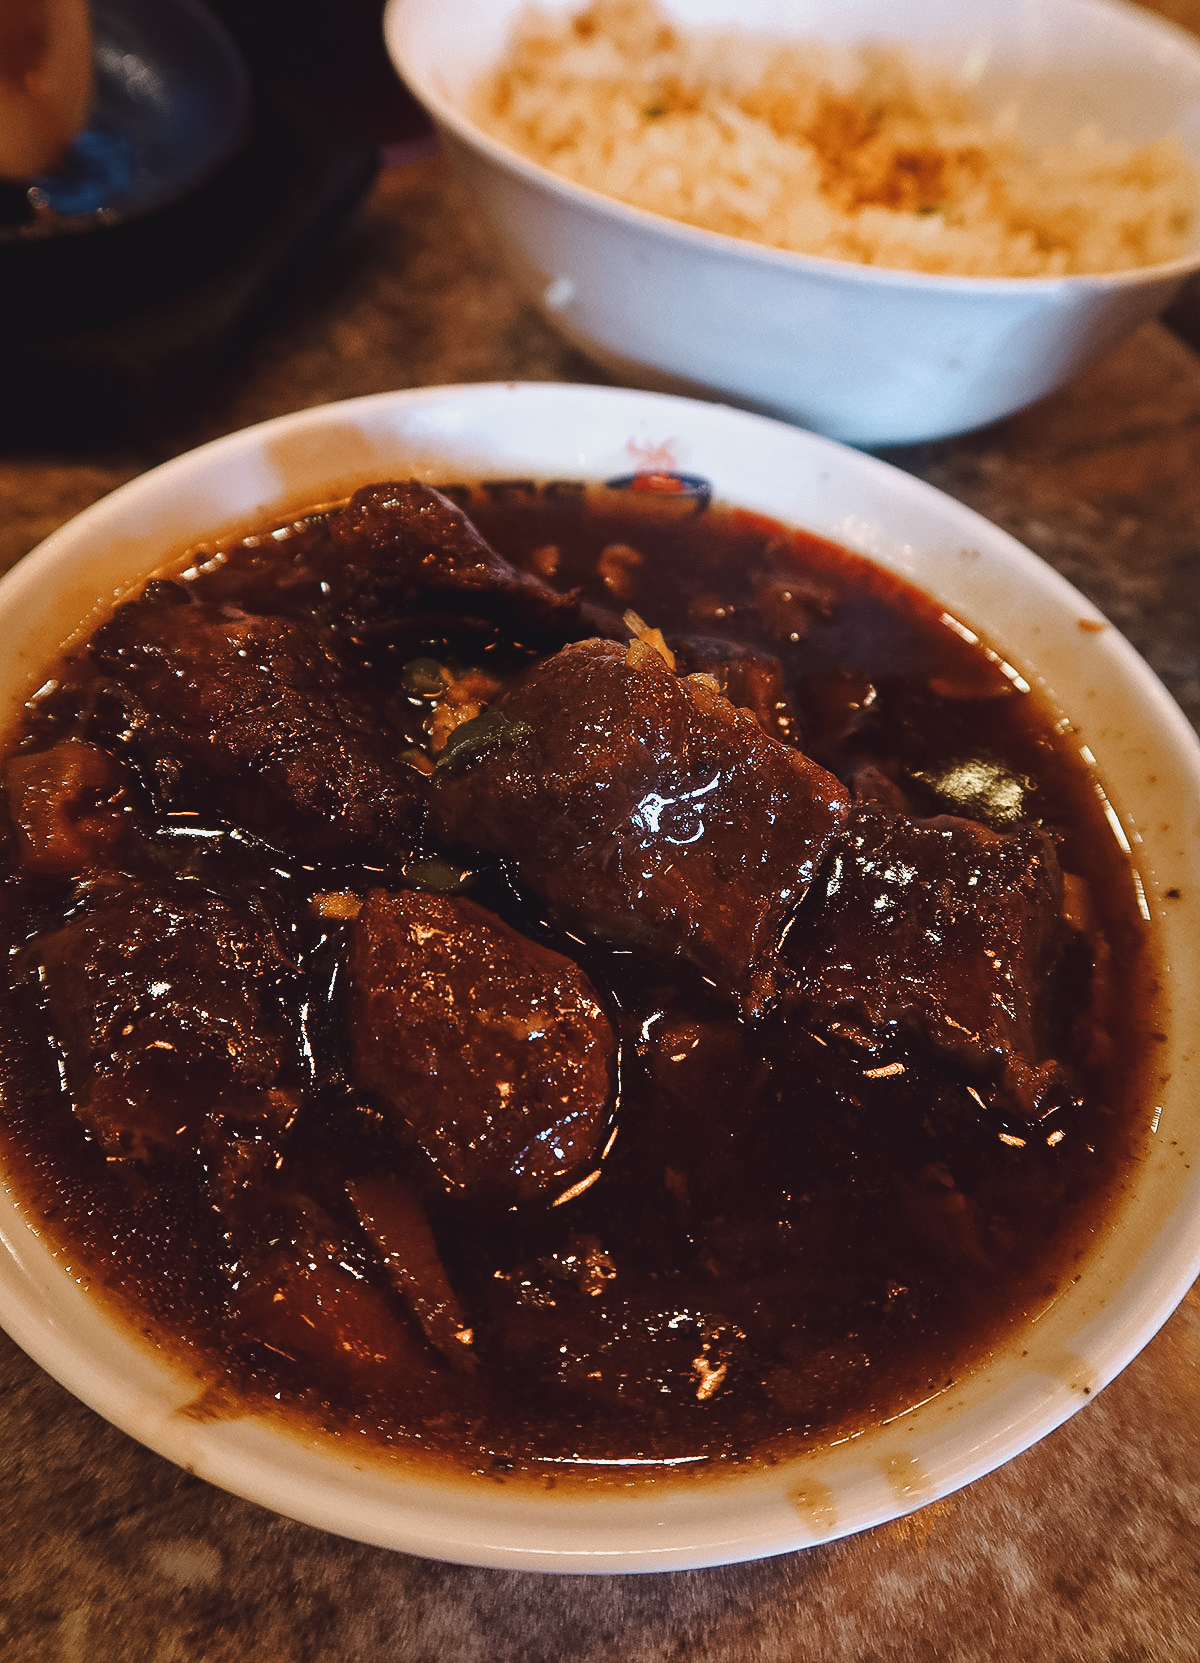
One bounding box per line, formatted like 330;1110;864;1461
0;480;1153;1481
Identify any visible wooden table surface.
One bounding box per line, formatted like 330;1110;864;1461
3;12;1200;1657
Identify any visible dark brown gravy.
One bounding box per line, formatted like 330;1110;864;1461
0;479;1153;1483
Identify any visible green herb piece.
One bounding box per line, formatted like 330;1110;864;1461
402;658;449;697
434;707;532;772
400;858;477;893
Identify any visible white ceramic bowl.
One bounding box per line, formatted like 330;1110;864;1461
384;0;1200;448
1;382;1199;1572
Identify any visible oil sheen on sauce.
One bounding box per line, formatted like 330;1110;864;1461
0;478;1154;1483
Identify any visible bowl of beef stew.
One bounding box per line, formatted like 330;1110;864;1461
0;381;1198;1571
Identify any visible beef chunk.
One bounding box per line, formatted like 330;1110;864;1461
346;1176;476;1372
33;879;292;1161
223;1198;437;1394
349;890;614;1201
322;480;623;647
848;762;911;813
670;636;802;746
489;1242;744;1411
784;804;1071;1115
199;1087;302;1217
431;638;851;1010
90;584;427;858
5;741;138;874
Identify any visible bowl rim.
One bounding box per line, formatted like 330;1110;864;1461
2;380;1200;1572
383;0;1200;294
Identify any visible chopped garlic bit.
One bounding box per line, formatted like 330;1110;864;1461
429;667;506;753
312;891;363;920
623;609;676;671
693;1353;728;1401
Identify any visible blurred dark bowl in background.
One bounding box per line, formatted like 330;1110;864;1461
0;0;432;448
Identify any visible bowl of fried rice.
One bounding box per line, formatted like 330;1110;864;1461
384;0;1200;446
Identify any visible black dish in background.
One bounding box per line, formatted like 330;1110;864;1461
0;0;407;446
2;0;252;235
0;108;378;448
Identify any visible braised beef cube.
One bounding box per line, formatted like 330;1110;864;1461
848;762;911;813
636;1013;775;1223
431;639;851;1010
224;1200;437;1393
785;804;1070;1115
349;890;614;1201
796;668;879;752
671;636;802;746
346;1176;476;1372
5;741;139;874
33;880;292;1161
323;480;622;646
900;1162;992;1268
91;585;427;858
199;1087;302;1216
489;1248;744;1412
